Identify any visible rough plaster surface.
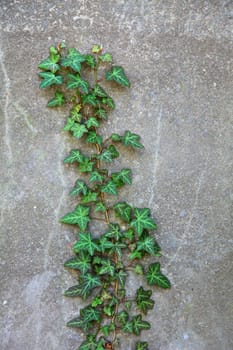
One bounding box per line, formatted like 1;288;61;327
0;1;232;349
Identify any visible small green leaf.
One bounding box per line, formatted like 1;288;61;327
38;72;63;89
61;48;85;72
136;286;154;314
114;269;127;286
82;93;98;107
101;180;118;195
79;335;97;350
63;117;75;131
91;296;103;307
98;145;119;162
89;171;104;183
130;208;157;235
146;262;171;288
81;273;102;298
85;54;96;68
122;130;143;149
98;236;114;253
95;108;108;120
137;236;160;255
86;131;103;145
132;314;151;335
99;259;115;277
79;157;94;173
102;96;115;109
112;168;132;185
93;84;108;98
122;321;134;333
64;251;91;274
105;223;122;241
94;201;107;213
81;190;98;204
70;123;88;139
134;264;144;275
64;284;83;297
113;202;132;223
135;341;149;350
38;48;60;73
82;305;101;323
70;179;88;196
99;53;112;62
92;44;102;53
70;104;82;121
47;91;65;107
73;232;100;256
67;73;89;93
106;66;130;87
60;204;90;231
117;310;129;325
111;133;122;142
85;117;100;129
64;149;84;164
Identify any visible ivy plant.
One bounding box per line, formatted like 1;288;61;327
38;43;171;350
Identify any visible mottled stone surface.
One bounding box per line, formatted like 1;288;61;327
0;1;232;349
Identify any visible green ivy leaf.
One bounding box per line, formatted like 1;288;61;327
114;269;127;286
82;305;101;323
130;208;157;235
38;72;63;89
81;273;102;299
122;321;134;334
95;108;108;120
89;171;104;183
60;204;90;231
70;104;82;121
70;123;88;139
98;236;115;253
61;48;85;73
136;287;154;315
112;168;132;185
81;190;98;204
85;117;100;129
92;44;102;54
86;131;103;145
67;73;89;93
146;262;171;289
78;335;97;350
64;251;91;274
93;84;108;98
99;53;112;62
70;179;88;196
113;202;132;223
63;117;75;131
105;223;122;241
47;91;65;107
98;145;119;162
132;314;151;335
64;284;84;298
122;130;143;149
82;93;99;107
85;54;96;68
117;311;129;326
64;149;84;164
105;66;130;87
102;96;115;109
38;48;60;73
135;341;149;350
98;259;115;277
94;201;107;213
111;133;122;142
79;157;94;173
101;180;118;195
137;236;160;255
73;232;100;256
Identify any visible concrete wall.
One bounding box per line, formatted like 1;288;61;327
0;1;232;349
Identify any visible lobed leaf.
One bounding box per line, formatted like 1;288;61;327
73;232;100;256
47;91;65;107
146;262;171;289
61;48;85;73
135;341;149;350
70;179;88;196
64;149;84;164
64;251;91;274
38;72;63;89
113;202;132;223
67;73;89;93
101;180;118;195
105;66;130;87
60;204;90;231
130;208;157;235
132;314;151;335
122;130;143;149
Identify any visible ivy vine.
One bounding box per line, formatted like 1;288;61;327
38;43;171;350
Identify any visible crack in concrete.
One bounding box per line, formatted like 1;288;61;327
149;106;163;208
0;40;12;162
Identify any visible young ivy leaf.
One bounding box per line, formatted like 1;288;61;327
101;180;118;195
84;54;96;68
137;236;161;255
122;130;143;149
60;204;90;231
130;208;157;236
98;259;115;277
117;310;129;326
47;91;65;107
70;179;88;197
61;47;86;73
93;84;108;98
102;96;115;109
113;202;132;223
86;131;103;145
105;66;130;87
81;190;98;204
105;223;122;241
132;314;151;335
64;149;84;164
95;108;108;120
113;168;132;185
64;251;91;274
99;53;112;62
136;286;154;315
82;93;99;107
38;72;63;89
78;335;97;350
85;117;100;129
89;171;104;183
66;73;89;94
94;201;107;213
146;262;171;289
79;157;94;173
38;47;60;73
70;123;88;139
98;145;119;162
135;341;149;350
73;232;100;256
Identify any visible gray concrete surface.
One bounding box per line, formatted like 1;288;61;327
0;1;233;349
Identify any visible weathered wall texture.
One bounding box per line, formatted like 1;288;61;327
0;1;232;349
